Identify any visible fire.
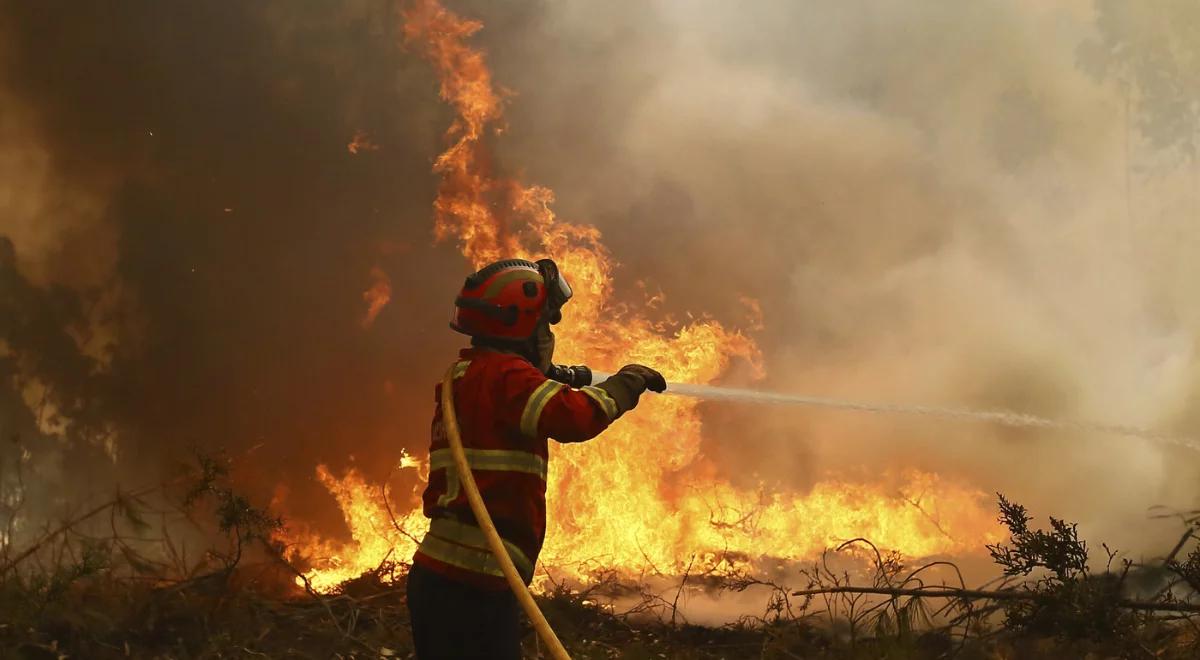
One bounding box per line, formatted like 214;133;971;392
278;0;1002;591
282;462;430;593
347;130;380;154
360;265;392;328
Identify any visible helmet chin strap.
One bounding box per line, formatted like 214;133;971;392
532;322;555;372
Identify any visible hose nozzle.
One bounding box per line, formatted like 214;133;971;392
545;364;592;388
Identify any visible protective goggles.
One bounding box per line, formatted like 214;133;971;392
536;258;572;324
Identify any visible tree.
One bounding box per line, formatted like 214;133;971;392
1079;0;1200;161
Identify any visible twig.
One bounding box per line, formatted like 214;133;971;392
381;464;420;546
0;483;165;575
789;585;1200;612
263;543;347;637
670;554;695;627
902;495;956;543
1164;527;1196;565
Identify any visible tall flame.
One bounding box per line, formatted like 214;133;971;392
280;0;1001;592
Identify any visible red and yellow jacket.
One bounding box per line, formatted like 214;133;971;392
412;347;621;590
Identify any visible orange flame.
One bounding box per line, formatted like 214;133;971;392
360;265;392;328
400;0;517;266
279;0;1002;591
279;463;428;592
347;130;380;154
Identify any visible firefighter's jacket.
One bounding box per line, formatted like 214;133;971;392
412;347;621;590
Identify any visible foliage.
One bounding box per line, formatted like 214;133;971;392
1078;0;1200;160
183;450;285;571
986;494;1140;644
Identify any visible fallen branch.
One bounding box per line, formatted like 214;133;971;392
789;585;1200;613
0;483;165;576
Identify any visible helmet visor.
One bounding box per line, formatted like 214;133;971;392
536;258;572;322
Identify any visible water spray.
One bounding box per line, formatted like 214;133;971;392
586;370;1199;452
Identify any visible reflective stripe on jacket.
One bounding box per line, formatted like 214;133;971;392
415;517;535;583
412;347;616;590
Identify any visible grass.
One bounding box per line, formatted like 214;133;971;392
2;455;1199;659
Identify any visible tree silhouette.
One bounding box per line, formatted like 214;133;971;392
1078;1;1200;161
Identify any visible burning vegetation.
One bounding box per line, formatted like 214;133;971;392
4;457;1200;658
3;0;1200;657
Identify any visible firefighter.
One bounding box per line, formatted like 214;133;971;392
405;258;665;659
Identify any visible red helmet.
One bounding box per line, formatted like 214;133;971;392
451;258;573;341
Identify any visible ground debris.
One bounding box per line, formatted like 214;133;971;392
3;464;1200;658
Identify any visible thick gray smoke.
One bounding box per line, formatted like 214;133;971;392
1;0;1197;564
463;0;1200;557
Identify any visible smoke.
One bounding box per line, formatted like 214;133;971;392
1;0;1197;565
0;0;466;534
454;0;1200;556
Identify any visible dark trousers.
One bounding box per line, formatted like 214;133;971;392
406;562;523;659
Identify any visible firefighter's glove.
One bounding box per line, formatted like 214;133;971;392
619;364;667;393
595;364;667;416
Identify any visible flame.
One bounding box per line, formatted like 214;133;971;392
279;0;1002;591
281;463;430;593
360;265;392;328
347;130;380;154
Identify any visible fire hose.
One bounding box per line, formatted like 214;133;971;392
439;366;573;660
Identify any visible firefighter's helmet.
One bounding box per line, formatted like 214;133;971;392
451;258;572;341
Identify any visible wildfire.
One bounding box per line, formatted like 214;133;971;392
278;0;1002;591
